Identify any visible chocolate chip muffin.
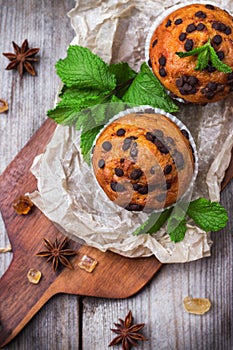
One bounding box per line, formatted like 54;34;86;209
149;3;233;103
92;110;196;211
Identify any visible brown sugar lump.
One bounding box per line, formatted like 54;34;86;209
92;108;197;212
148;3;233;103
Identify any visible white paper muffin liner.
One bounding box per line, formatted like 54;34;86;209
91;105;198;213
144;0;231;103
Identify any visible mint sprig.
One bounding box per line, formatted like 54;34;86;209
176;39;232;73
48;45;178;163
122;63;179;113
55;45;116;90
187;198;228;232
133;198;228;243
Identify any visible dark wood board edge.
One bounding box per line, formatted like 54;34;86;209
0;118;162;348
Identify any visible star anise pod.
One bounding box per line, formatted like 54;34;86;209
2;39;39;77
36;236;77;272
109;310;148;350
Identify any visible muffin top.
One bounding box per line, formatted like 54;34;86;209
149;3;233;103
92;110;196;211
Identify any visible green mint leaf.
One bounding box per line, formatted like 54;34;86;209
195;48;210;71
59;85;106;100
209;45;232;73
80;125;103;165
80;101;130;163
176;39;232;73
109;62;137;85
167;216;187;243
55;45;116;91
109;62;137;98
187;198;228;232
176;44;207;58
47;95;104;125
132;208;172;236
122;63;179;113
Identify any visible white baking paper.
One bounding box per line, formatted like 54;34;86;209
30;0;233;263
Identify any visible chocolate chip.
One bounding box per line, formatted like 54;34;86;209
146;132;154;142
130;142;138;158
188;76;199;85
115;183;126;192
125;203;144;211
219;23;227;32
120;158;125;163
225;26;232;35
166;137;175;145
159;67;167;77
133;183;140;191
174;18;183;25
206;65;216;73
184;39;194;51
212;35;222;45
122;137;132;151
102;141;112;151
206;91;215;99
159;55;166;66
183;83;193;92
195;11;206;19
217;51;225;60
152;39;158;47
98;159;105;168
205;4;214;10
179;32;187;41
174;151;184;169
156;193;166;202
154;139;169;154
111;181;125;192
138;185;149;195
153;130;164;139
163;164;172;175
150;166;156;174
216;84;225;92
148;184;157;192
212;21;220;30
186;23;196;33
206;82;217;91
148;58;152;67
176;77;184;87
115;168;124;177
181;129;189;139
162;181;172;190
116;128;126;136
196;23;206;31
166;19;172;27
110;181;117;191
130;168;143;180
130;149;138;157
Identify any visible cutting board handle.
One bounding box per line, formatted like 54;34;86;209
0;255;55;348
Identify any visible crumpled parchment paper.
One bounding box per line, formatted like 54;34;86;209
30;0;233;263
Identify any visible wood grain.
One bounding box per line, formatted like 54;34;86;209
0;118;161;348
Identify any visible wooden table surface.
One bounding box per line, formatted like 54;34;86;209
0;1;232;349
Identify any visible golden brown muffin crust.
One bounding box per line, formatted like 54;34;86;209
92;112;195;211
149;3;233;103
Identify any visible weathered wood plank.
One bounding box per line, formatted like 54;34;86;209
1;1;233;350
82;182;233;349
0;1;81;349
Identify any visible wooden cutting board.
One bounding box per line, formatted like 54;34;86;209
0;118;232;348
0;119;162;348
